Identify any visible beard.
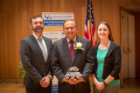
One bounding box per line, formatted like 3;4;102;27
32;26;44;33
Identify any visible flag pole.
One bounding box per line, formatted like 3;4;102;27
89;0;94;46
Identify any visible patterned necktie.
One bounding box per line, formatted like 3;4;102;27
69;40;75;60
38;37;47;62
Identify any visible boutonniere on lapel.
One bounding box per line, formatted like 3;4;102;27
74;42;84;50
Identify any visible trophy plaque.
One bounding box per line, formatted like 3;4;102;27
65;66;82;78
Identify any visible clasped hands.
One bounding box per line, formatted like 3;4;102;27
40;76;51;88
62;76;85;84
95;81;105;91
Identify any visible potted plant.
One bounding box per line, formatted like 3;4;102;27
18;62;26;78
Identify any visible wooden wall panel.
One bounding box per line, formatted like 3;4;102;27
0;0;6;12
6;0;16;12
112;0;120;43
19;0;27;11
75;7;83;37
135;12;140;78
137;0;140;3
92;0;103;42
0;13;8;78
26;0;34;36
7;12;16;78
81;7;87;37
49;0;60;12
41;0;49;12
0;0;140;82
34;0;42;15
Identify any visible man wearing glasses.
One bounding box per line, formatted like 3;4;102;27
51;19;94;93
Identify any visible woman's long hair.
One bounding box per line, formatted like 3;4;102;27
97;22;114;41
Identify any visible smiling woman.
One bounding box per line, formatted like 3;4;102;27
92;22;121;93
97;22;114;42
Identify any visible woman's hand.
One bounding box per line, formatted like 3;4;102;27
94;80;105;91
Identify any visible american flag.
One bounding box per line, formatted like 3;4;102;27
84;0;97;47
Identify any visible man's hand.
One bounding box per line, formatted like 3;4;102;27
62;76;85;85
62;77;77;84
62;77;70;83
40;76;51;88
76;77;85;83
69;76;78;84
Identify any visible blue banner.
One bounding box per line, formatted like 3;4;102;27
44;20;65;26
51;86;58;93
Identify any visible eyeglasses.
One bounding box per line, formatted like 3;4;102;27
64;27;76;30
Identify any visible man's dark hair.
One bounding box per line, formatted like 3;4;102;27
30;15;44;25
63;19;77;28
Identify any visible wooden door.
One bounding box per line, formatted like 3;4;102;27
121;12;129;81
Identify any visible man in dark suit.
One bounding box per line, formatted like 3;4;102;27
51;19;94;93
20;15;52;93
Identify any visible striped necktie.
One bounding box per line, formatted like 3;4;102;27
38;37;47;62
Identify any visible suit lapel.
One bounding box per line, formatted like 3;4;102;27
94;41;114;59
73;50;78;63
105;41;114;58
30;35;45;62
62;37;73;63
95;43;100;58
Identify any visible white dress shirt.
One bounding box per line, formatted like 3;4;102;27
33;33;48;55
33;33;52;79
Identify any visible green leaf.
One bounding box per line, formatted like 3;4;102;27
18;61;26;78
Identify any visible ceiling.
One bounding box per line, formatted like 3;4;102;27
122;6;140;12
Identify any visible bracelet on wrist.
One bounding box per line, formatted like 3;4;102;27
103;80;107;85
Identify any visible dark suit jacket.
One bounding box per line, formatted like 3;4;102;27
51;36;94;93
20;35;52;92
92;41;121;79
